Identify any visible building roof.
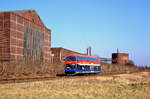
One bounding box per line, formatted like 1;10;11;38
0;10;49;29
11;10;34;15
51;47;85;55
112;53;129;56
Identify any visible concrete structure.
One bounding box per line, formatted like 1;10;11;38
112;53;129;65
0;10;51;61
51;47;83;63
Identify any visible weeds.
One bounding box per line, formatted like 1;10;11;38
0;61;64;79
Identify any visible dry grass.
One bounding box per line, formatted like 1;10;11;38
101;64;150;74
0;61;64;79
0;72;149;99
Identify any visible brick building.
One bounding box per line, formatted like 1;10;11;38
112;53;129;65
0;10;51;61
51;47;83;63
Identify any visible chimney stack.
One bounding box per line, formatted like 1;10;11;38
86;46;92;56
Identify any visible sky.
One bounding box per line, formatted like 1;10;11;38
1;0;150;66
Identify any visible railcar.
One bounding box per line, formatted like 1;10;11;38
64;54;102;74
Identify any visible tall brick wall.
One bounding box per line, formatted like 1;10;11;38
0;12;11;60
43;28;51;62
10;12;24;60
0;10;51;62
51;48;61;63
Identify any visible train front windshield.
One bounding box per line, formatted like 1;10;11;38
65;64;76;70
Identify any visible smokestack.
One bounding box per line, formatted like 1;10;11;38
117;48;119;53
89;46;91;56
86;46;92;56
86;47;88;55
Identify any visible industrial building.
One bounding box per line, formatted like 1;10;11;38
112;53;129;65
0;10;51;61
51;47;83;63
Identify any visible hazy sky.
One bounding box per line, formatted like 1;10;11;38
1;0;150;66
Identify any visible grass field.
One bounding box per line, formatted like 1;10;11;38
0;72;149;99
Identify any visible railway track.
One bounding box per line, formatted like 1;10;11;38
0;76;57;84
0;74;89;84
0;74;101;84
0;71;148;84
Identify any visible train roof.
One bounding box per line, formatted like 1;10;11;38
66;54;101;59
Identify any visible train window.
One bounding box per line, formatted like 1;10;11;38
65;56;76;61
76;57;100;62
84;66;86;69
65;64;71;70
91;66;94;69
66;56;102;62
88;58;90;61
98;66;101;69
77;65;82;70
82;58;84;61
76;56;80;61
84;57;87;61
91;58;94;61
87;58;90;61
76;65;79;70
97;66;100;69
95;59;98;61
85;66;88;69
66;64;76;69
82;66;85;70
96;66;99;69
75;56;101;62
77;56;83;61
80;66;82;70
94;58;97;61
97;59;100;62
